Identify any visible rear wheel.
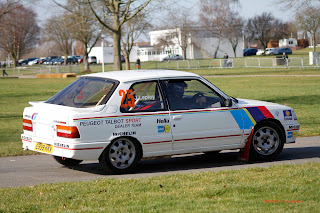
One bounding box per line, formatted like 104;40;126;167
99;137;141;174
250;121;284;161
53;156;83;166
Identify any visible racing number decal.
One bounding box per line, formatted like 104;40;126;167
76;90;84;99
119;89;135;108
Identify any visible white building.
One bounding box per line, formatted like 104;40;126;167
89;45;114;64
279;38;297;48
88;28;244;62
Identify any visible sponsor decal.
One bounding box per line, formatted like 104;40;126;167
80;120;105;126
275;111;279;117
158;125;170;133
31;113;38;120
115;124;131;128
287;131;297;139
157;118;169;123
136;95;155;101
24;114;31;119
79;118;142;129
288;125;300;130
54;142;69;148
283;110;292;120
21;135;32;142
113;131;136;136
293;131;297;138
54;120;66;124
126;118;141;123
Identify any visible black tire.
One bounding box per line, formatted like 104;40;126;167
53;156;83;166
99;137;142;174
250;121;284;161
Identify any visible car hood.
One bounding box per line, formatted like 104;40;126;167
236;98;291;110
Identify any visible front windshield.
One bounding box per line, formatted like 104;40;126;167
45;77;117;108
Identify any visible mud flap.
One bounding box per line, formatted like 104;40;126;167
240;127;254;162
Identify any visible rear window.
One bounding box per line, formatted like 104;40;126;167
45;77;118;108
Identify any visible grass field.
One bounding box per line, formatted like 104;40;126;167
1;163;319;212
0;73;319;157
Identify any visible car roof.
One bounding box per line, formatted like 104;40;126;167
82;70;200;83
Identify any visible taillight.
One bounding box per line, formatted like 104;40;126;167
23;119;33;131
56;125;80;138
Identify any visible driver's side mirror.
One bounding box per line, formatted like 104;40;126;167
224;98;233;107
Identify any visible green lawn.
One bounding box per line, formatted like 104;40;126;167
0;73;319;157
1;163;319;212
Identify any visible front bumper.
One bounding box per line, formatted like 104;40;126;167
21;134;108;160
284;123;300;143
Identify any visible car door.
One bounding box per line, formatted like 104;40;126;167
120;80;173;155
161;78;243;152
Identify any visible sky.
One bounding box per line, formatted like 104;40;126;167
32;0;296;25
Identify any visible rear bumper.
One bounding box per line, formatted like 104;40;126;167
21;134;108;160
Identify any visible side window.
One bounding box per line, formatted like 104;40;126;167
164;79;224;111
120;81;165;112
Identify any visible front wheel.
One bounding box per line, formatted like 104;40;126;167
53;156;83;166
99;137;141;174
250;121;284;161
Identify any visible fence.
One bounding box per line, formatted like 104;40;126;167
5;64;81;76
3;56;320;76
154;57;319;70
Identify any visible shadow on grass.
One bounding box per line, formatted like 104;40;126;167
69;145;320;176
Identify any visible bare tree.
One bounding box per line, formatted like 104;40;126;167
167;9;194;60
224;11;243;57
246;13;288;52
121;13;150;70
0;4;39;67
66;0;103;71
296;6;320;52
44;14;74;65
86;0;152;70
199;0;239;58
0;0;23;21
276;0;319;9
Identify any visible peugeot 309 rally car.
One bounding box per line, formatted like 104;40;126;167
22;70;300;174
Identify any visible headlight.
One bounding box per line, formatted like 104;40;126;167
292;110;298;120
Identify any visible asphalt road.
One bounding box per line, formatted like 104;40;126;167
1;136;319;188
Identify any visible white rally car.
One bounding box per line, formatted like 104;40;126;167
22;70;300;174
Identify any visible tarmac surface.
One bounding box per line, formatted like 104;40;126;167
1;136;319;188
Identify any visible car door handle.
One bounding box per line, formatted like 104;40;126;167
173;115;182;120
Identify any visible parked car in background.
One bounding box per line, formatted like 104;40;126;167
162;54;183;61
18;59;29;66
273;48;292;55
256;49;265;56
28;59;39;65
243;48;258;56
39;58;47;64
66;57;78;64
53;58;64;65
88;56;97;64
265;48;277;55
